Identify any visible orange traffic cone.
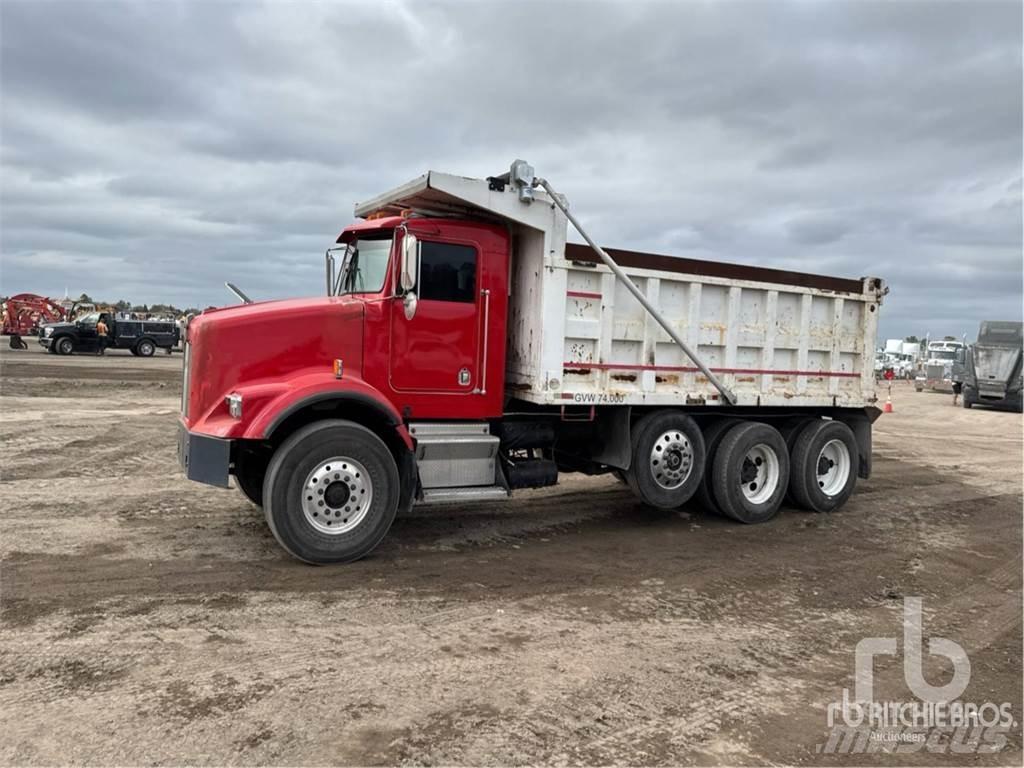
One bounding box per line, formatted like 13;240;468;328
883;394;894;413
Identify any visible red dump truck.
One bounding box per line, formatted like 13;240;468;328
178;161;886;564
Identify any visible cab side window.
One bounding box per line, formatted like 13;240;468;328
418;242;477;303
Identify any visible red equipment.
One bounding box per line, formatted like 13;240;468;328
1;294;66;337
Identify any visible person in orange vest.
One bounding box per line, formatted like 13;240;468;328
96;315;109;355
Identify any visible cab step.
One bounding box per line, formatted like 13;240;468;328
419;486;510;505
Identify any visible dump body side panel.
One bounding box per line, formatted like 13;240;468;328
512;259;882;409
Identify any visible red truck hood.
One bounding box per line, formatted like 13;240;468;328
185;296;365;429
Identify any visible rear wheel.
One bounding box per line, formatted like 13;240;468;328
788;420;859;513
625;410;705;509
136;339;155;357
693;418;739;515
263;420;399;564
712;422;789;524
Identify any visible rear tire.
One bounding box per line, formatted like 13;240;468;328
136;339;155;357
625;410;705;509
263;420;399;564
693;418;739;515
788;420;859;513
712;422;789;524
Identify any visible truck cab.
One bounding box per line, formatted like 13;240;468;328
178;161;885;565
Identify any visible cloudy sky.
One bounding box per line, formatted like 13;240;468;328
1;0;1021;339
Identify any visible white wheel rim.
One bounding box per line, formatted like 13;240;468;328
816;439;850;497
300;457;373;535
649;429;694;490
740;443;780;505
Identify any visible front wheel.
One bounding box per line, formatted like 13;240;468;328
625;410;705;509
711;422;789;524
56;337;74;355
263;420;400;564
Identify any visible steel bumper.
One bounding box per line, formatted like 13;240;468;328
178;423;231;488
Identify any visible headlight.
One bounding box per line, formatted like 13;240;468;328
44;327;53;337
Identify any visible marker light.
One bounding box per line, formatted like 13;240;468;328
226;393;243;419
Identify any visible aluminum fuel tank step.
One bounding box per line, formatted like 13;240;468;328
409;422;499;489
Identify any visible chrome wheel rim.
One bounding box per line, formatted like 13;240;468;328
649;429;694;490
740;443;780;505
816;439;850;497
300;457;372;535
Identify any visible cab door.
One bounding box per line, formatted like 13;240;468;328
76;316;99;352
389;239;480;393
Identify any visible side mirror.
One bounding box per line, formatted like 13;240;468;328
400;233;419;292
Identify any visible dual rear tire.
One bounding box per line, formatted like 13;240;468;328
628;412;858;523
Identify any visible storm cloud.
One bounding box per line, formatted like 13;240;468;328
1;0;1021;340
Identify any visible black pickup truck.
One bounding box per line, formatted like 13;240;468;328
39;312;179;356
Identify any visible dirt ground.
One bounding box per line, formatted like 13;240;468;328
1;343;1021;766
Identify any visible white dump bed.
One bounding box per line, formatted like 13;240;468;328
356;167;886;409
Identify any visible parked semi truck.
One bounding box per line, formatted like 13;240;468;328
915;339;965;393
961;321;1022;411
177;161;886;564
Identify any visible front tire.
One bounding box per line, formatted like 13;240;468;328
625;410;705;509
56;337;74;355
712;422;789;524
788;420;859;513
263;420;400;564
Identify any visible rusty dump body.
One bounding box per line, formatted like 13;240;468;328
510;240;885;411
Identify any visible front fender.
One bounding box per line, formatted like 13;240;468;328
190;369;409;449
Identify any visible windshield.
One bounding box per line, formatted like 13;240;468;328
339;234;392;295
79;313;99;325
930;350;957;361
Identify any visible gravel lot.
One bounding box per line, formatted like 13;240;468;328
1;343;1021;765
